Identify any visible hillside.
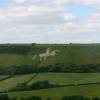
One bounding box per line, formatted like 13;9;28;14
0;44;100;99
0;43;100;67
0;43;100;74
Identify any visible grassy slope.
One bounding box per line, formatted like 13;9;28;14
1;44;100;67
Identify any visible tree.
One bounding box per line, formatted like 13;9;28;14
93;97;100;100
0;94;9;100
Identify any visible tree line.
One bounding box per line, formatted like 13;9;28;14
0;44;31;54
1;63;100;75
0;94;100;100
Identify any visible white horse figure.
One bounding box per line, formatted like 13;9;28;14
39;48;50;61
32;48;60;61
49;50;60;57
39;49;60;61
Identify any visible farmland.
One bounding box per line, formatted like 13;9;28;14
0;73;98;100
9;84;100;100
0;73;99;99
0;44;100;99
0;73;100;91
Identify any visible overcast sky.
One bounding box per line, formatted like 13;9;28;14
0;0;99;43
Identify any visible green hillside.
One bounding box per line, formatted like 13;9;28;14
0;43;100;74
0;43;100;67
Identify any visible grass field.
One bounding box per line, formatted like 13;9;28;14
0;74;35;91
0;73;100;91
8;84;100;100
28;73;100;85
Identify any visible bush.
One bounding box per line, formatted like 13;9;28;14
46;97;51;100
9;82;31;92
1;63;100;75
62;95;90;100
31;80;59;90
93;97;100;100
0;94;10;100
9;80;60;92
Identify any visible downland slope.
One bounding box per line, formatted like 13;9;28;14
0;43;100;74
0;43;100;66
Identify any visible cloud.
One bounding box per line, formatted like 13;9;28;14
0;0;99;43
52;0;71;5
15;0;26;4
63;13;76;21
74;0;100;6
0;1;76;43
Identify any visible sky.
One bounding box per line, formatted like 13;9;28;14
0;0;99;43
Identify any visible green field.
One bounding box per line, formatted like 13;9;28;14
9;85;100;100
1;73;99;100
0;74;35;91
0;44;100;99
1;73;100;91
28;73;100;85
0;73;99;99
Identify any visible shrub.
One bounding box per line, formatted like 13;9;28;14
0;94;9;100
93;97;100;100
62;95;90;100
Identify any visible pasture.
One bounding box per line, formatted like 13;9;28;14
9;83;100;100
0;73;100;91
0;44;100;99
28;73;100;85
0;74;35;91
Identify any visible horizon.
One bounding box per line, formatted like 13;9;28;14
0;0;99;43
1;42;100;44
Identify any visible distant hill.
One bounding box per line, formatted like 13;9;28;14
0;43;100;67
